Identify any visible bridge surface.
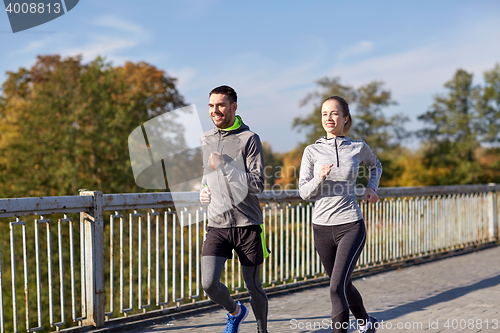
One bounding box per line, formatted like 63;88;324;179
114;246;500;333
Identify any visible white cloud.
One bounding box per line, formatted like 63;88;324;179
164;50;323;152
332;44;446;96
192;18;500;152
330;26;500;100
17;40;49;54
9;33;65;56
62;36;138;63
60;15;150;63
169;67;197;91
91;15;148;38
320;19;500;151
338;41;374;59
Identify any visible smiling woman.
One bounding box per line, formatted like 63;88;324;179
321;96;352;138
298;95;382;333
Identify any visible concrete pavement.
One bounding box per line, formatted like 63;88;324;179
123;246;500;333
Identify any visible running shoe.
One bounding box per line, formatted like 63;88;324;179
358;316;379;333
223;302;249;333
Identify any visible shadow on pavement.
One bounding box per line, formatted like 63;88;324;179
291;273;500;332
369;273;500;323
125;273;500;332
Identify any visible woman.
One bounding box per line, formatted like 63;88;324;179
298;96;382;333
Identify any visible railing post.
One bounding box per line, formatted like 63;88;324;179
80;191;105;328
488;184;498;242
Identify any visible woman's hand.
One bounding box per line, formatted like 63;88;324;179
319;164;334;180
364;187;378;203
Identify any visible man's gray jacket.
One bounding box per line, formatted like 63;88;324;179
200;117;264;228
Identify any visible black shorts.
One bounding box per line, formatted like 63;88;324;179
202;225;265;266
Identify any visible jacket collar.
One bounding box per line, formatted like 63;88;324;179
315;136;351;146
210;116;249;136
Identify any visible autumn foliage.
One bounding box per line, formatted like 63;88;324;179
0;55;185;197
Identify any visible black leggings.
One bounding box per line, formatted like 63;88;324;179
313;220;369;333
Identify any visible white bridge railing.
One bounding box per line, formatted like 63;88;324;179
0;184;498;332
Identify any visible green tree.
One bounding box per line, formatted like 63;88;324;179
0;55;186;198
350;81;408;155
293;77;356;147
262;141;283;190
418;69;482;185
351;81;408;186
475;64;500;184
476;63;500;144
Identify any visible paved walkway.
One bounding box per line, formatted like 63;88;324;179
126;246;500;333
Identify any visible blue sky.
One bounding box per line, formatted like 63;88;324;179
1;0;499;152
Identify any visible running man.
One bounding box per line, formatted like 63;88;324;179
199;85;269;333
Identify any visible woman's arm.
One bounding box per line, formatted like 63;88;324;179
298;147;324;200
360;142;383;197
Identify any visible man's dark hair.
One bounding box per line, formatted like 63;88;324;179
209;85;237;104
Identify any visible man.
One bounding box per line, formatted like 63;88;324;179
199;85;269;333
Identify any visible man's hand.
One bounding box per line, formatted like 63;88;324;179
319;164;334;180
364;187;379;203
208;152;223;170
200;186;211;204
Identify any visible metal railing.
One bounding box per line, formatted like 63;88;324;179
0;184;498;332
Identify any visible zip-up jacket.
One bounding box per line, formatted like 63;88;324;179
298;136;382;226
200;117;264;228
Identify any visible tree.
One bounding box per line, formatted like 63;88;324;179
293;77;356;147
0;55;186;198
293;77;409;186
352;81;410;186
478;147;500;184
273;148;303;190
262;141;284;190
383;146;450;187
476;63;500;144
418;69;482;185
349;81;408;154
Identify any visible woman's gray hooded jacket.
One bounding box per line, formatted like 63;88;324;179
299;136;382;226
